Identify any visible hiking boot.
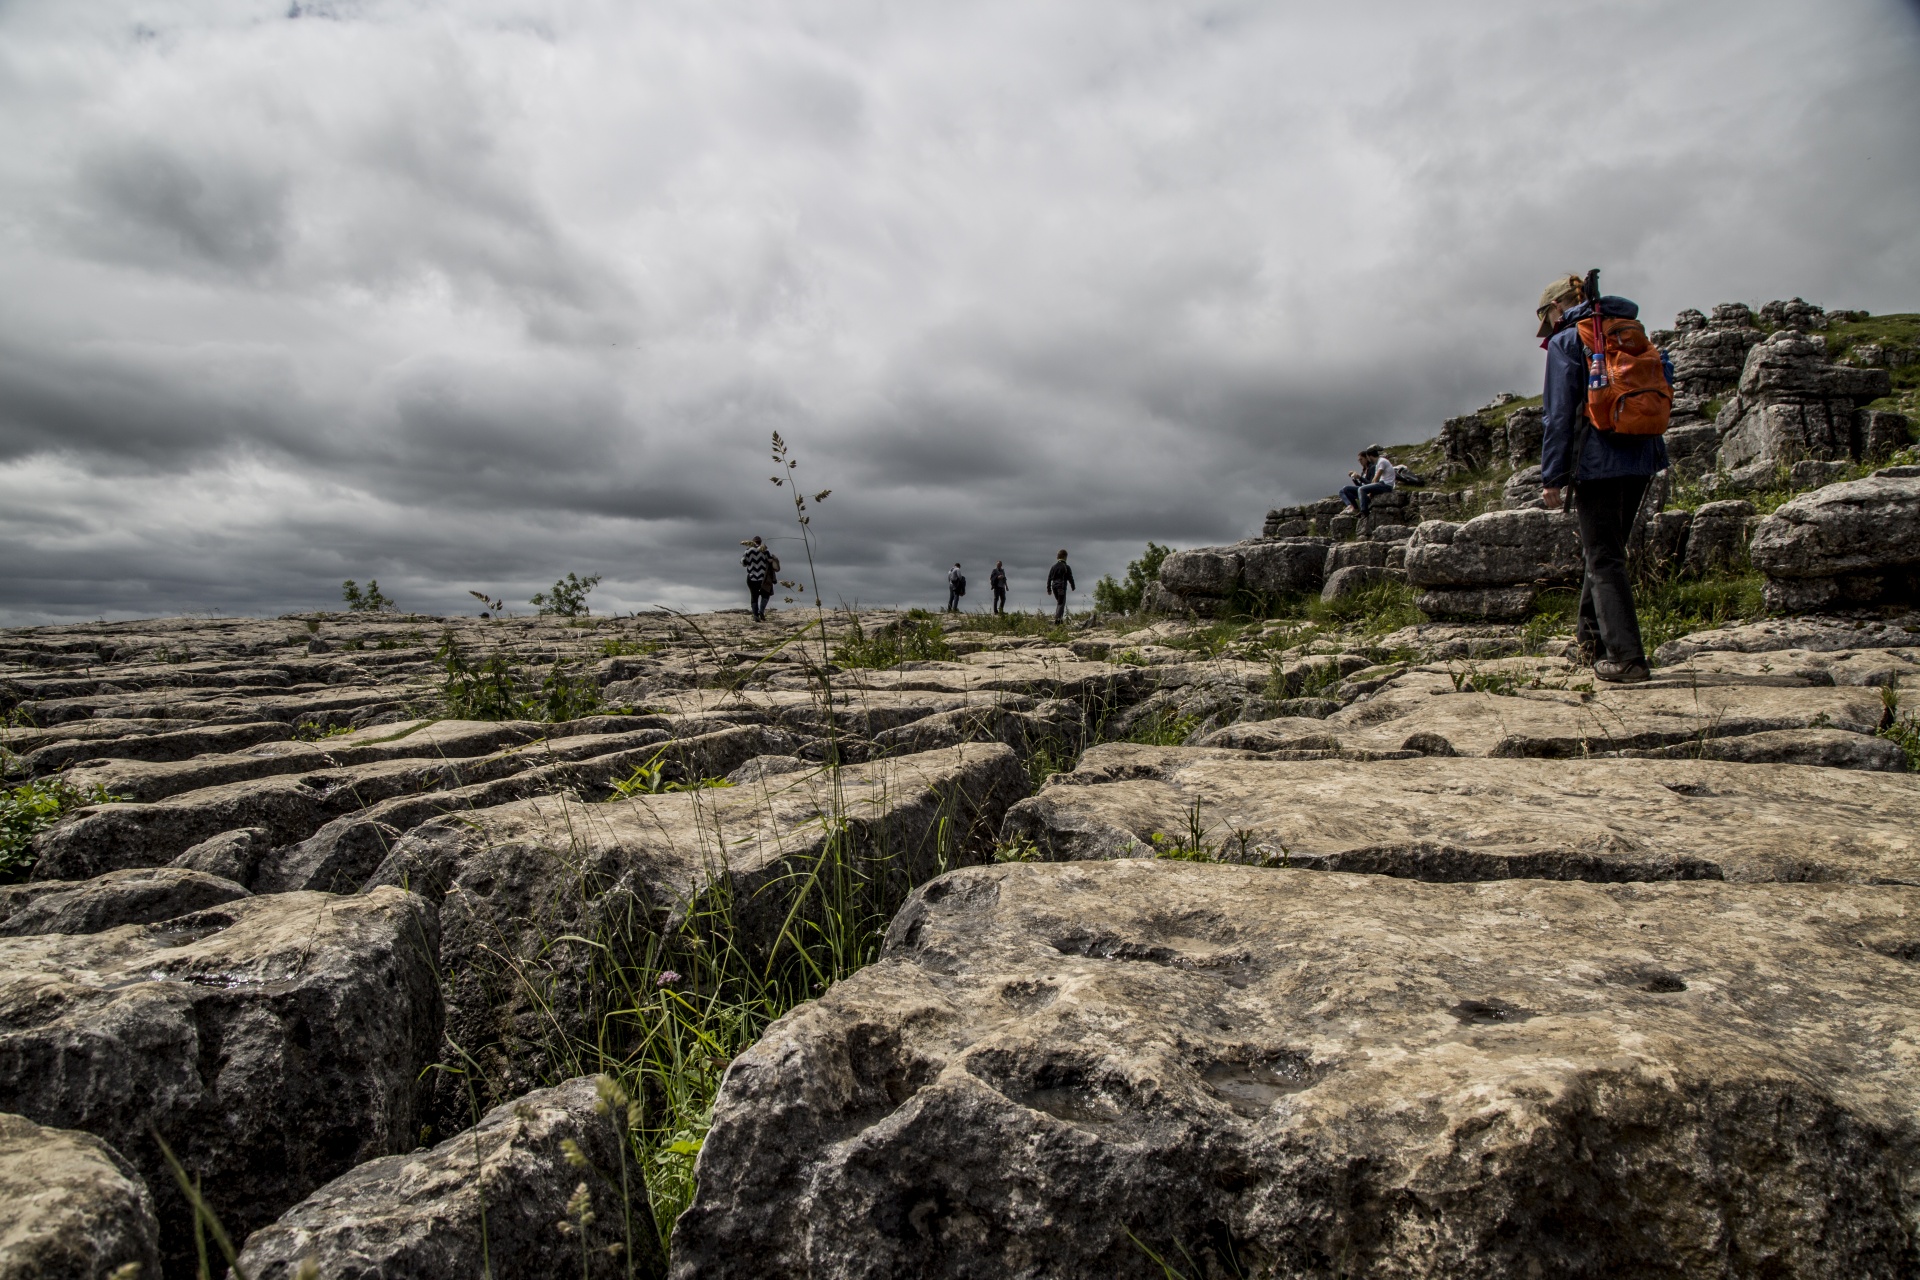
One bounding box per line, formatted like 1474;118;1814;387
1593;657;1651;685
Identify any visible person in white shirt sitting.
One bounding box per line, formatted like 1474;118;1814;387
1339;445;1396;515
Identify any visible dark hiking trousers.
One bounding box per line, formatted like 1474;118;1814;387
1340;481;1394;513
1571;475;1649;663
747;578;766;620
992;588;1007;614
1053;586;1068;624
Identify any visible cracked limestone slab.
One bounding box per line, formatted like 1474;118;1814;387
1002;743;1920;883
672;861;1920;1279
365;742;1030;1119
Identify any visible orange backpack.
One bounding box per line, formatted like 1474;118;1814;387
1576;314;1672;436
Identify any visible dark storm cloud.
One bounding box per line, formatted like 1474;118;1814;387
1;0;1918;623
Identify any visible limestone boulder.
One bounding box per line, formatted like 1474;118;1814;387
0;1113;160;1280
1320;564;1402;603
0;888;442;1275
1749;472;1920;611
1002;744;1920;882
170;825;276;886
1679;500;1755;576
672;861;1920;1278
1237;539;1329;596
237;1076;648;1280
1663;316;1762;399
1155;547;1243;598
0;866;249;936
1404;508;1583;590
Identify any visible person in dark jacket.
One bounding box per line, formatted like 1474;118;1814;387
947;563;965;613
989;561;1008;614
1046;549;1075;624
1537;275;1670;684
741;537;773;621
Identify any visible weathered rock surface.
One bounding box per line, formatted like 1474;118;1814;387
1716;329;1892;472
1004;744;1920;883
0;1112;160;1280
368;743;1027;1117
1404;509;1584;590
674;860;1920;1278
0;888;442;1274
0;866;249;936
237;1075;645;1280
1749;472;1920;611
1656;614;1920;662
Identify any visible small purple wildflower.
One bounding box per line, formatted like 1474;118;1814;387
656;971;682;988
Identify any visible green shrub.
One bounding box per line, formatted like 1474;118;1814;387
341;579;396;612
532;572;603;618
436;633;603;721
1307;579;1421;633
1094;542;1170;613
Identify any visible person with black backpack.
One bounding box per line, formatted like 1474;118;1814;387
989;561;1008;614
1537;269;1673;684
947;563;966;613
1046;549;1075;624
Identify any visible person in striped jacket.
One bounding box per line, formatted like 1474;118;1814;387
741;537;774;620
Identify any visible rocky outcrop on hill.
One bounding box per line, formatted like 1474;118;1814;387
673;860;1920;1279
1749;469;1920;611
0;1113;160;1279
1717;330;1893;473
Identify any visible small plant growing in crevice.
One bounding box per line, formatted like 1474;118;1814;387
2;777;122;882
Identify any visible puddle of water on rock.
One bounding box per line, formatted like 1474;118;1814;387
1202;1060;1314;1118
1018;1087;1122;1126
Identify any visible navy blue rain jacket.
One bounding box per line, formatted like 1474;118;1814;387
1540;296;1672;487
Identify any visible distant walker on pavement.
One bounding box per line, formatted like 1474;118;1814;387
1537;268;1673;685
1339;445;1396;515
947;563;966;613
989;561;1008;615
741;536;774;621
1046;549;1075;624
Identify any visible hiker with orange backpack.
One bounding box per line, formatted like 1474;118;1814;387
1537;269;1672;684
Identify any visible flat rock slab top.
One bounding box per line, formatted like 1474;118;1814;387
1005;744;1920;884
1324;668;1886;758
674;861;1920;1279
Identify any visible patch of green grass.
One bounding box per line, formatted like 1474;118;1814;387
2;777;122;882
436;633;604;721
293;720;355;741
831;611;957;668
606;748;737;798
600;637;663;658
1123;707;1202;746
1306;579;1421;634
951;611;1071;641
1637;572;1766;656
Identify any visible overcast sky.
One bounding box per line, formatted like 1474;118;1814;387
2;0;1917;624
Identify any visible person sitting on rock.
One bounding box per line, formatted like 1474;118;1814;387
1536;272;1671;685
1339;445;1396;515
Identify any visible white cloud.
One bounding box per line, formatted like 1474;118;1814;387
1;0;1917;622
